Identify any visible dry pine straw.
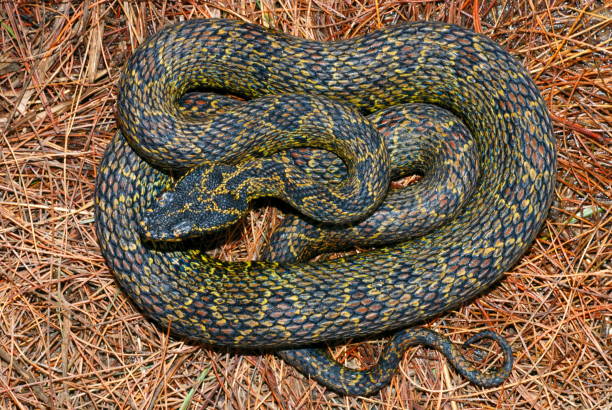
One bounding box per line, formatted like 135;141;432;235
0;1;610;409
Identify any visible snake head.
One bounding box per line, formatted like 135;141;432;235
139;164;249;241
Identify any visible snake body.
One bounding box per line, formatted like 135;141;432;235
95;19;556;394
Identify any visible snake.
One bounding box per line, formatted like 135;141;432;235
94;19;556;395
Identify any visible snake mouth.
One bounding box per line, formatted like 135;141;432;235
139;199;245;241
138;214;194;241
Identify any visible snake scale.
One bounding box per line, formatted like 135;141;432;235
95;19;556;395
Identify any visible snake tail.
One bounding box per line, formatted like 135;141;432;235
277;329;513;395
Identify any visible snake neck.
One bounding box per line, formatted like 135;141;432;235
228;158;361;219
225;159;284;201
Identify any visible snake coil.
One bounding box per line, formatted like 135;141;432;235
95;19;555;395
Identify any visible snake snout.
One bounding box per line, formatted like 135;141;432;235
138;211;185;241
138;188;194;240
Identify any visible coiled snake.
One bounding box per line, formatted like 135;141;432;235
95;19;556;395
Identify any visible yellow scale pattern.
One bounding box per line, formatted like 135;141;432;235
94;19;556;395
